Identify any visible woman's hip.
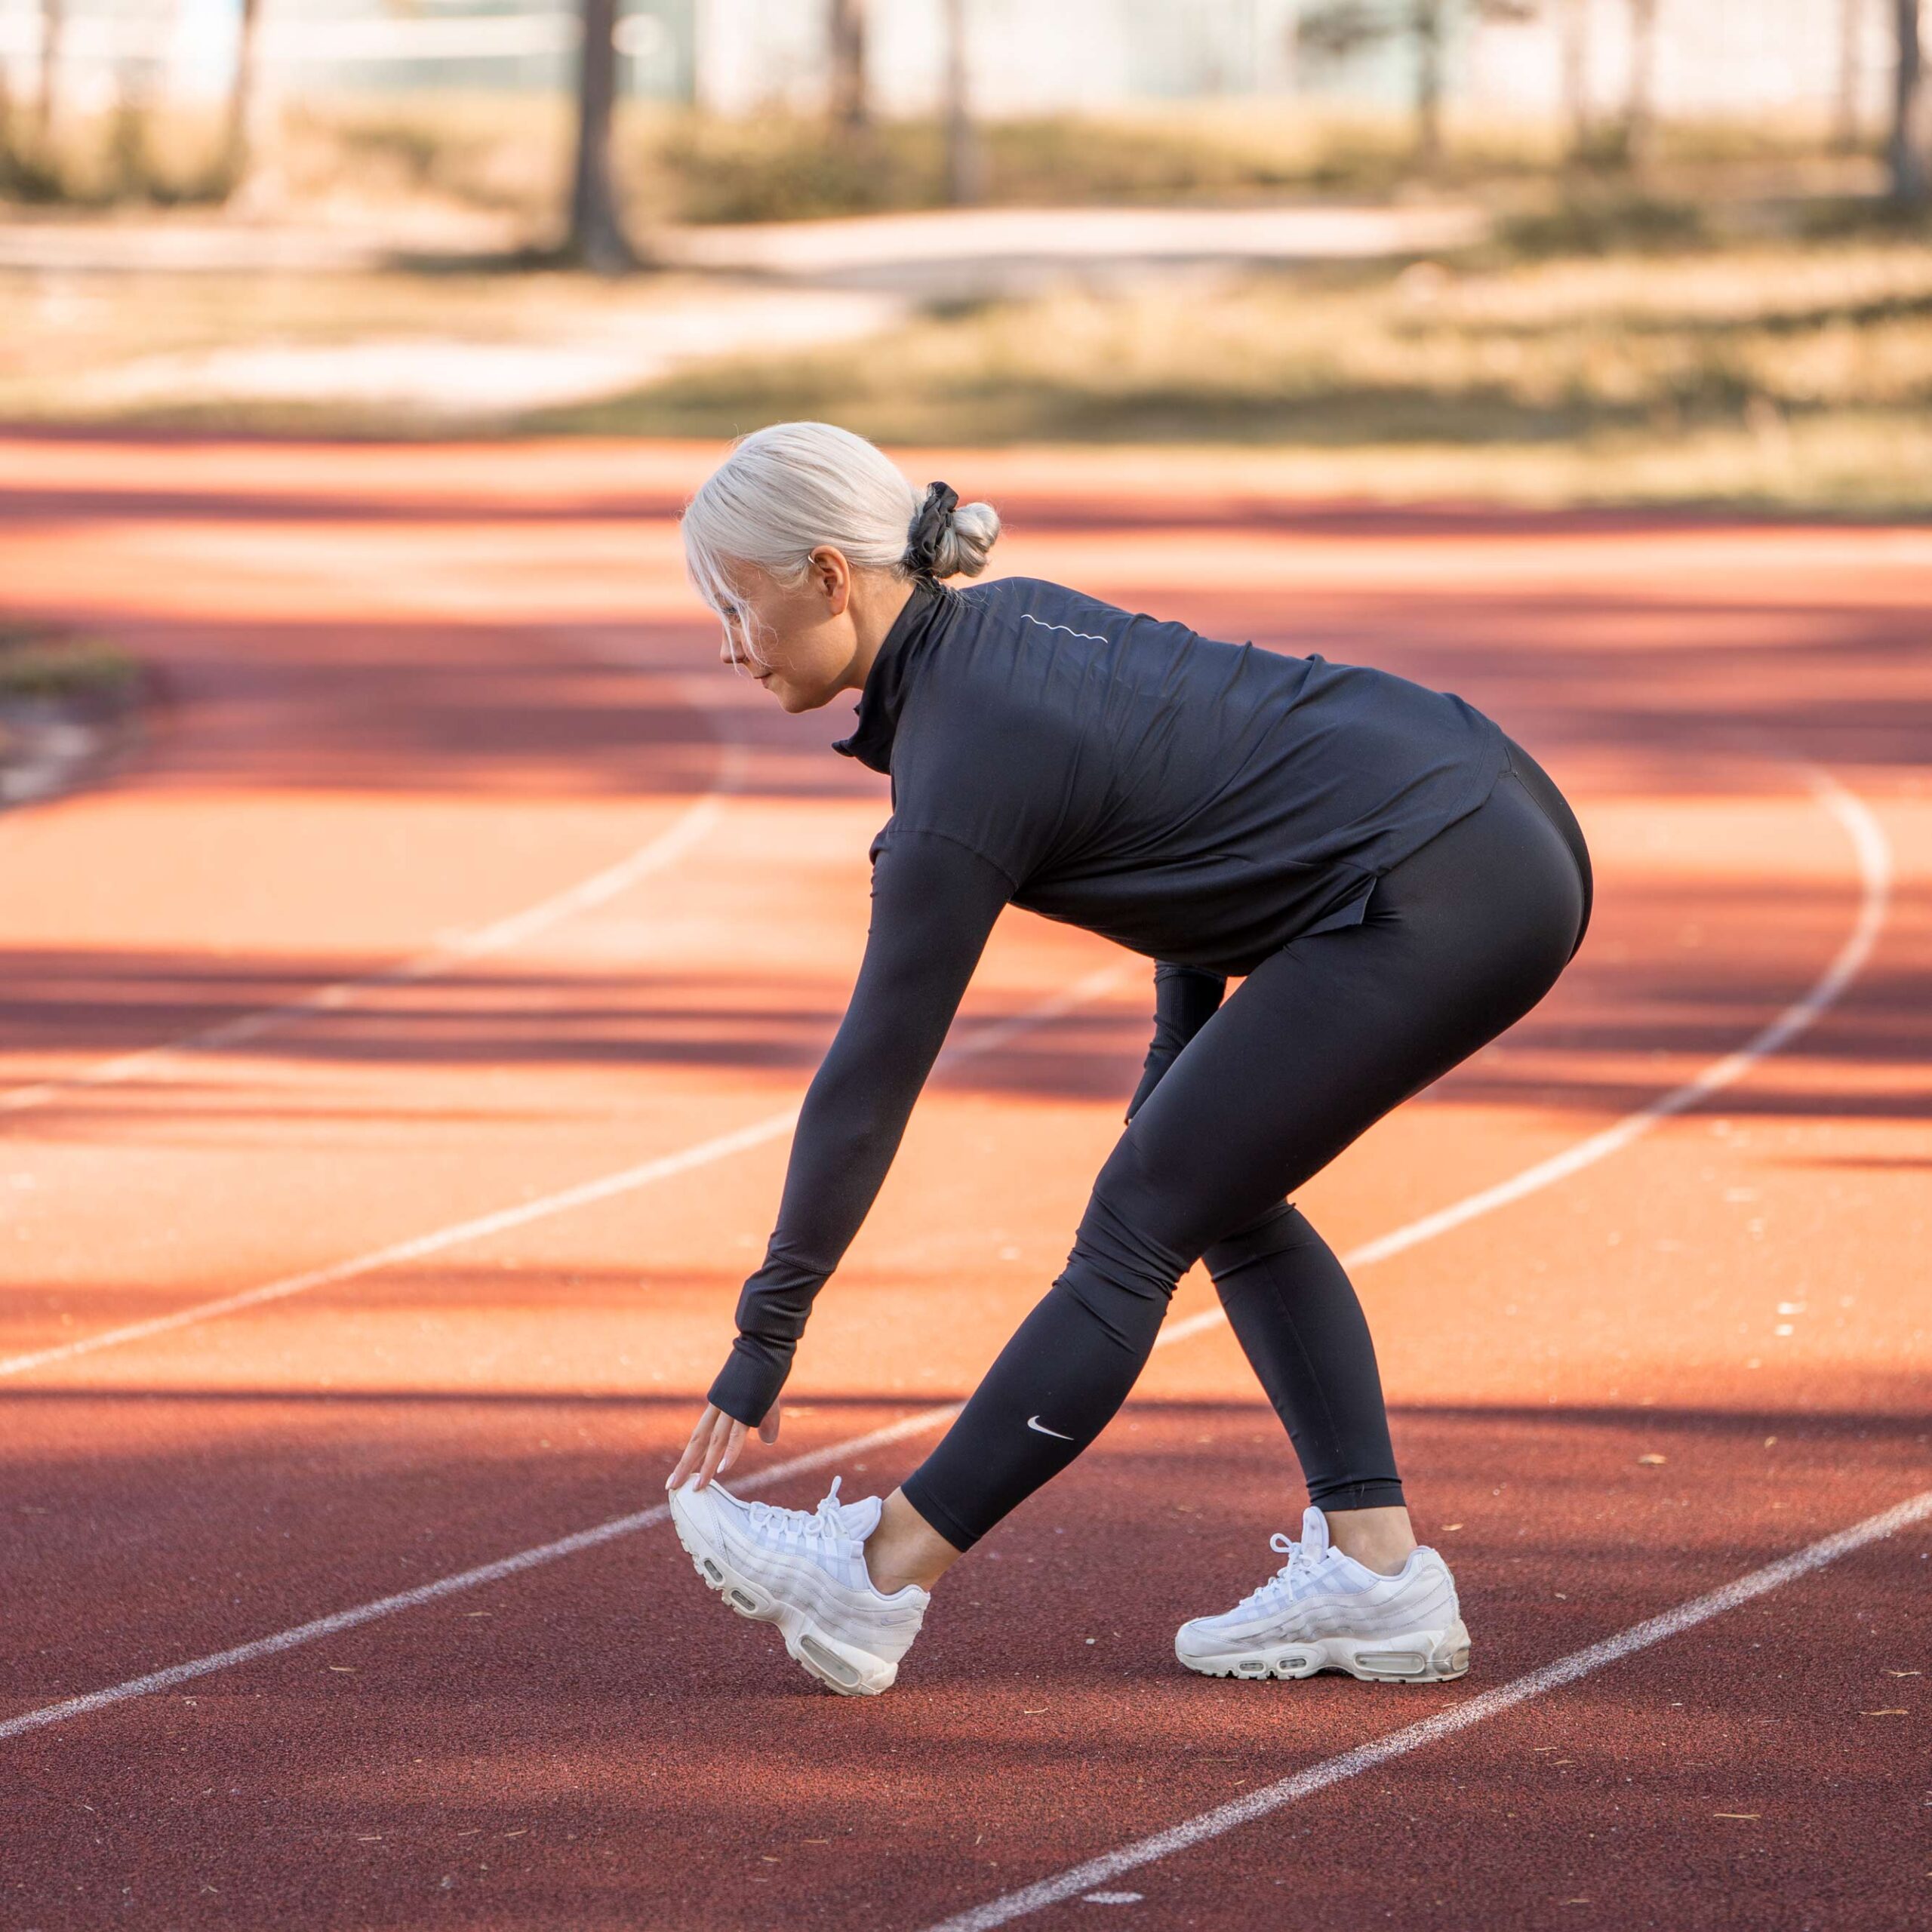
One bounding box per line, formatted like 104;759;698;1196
1498;733;1592;960
1359;740;1590;1001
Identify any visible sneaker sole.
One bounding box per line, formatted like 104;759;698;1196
1176;1618;1471;1684
667;1487;899;1697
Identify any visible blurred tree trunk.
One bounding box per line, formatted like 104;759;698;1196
1413;0;1444;168
1835;0;1865;149
943;0;984;204
829;0;867;131
1623;0;1657;171
36;0;61;139
1894;0;1927;205
568;0;635;270
224;0;263;180
223;0;297;212
1560;0;1591;158
1893;0;1924;205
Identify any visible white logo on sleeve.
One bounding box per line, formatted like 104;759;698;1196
1026;1415;1075;1440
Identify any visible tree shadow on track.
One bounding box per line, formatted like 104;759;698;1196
42;588;1932;805
2;866;1921;1138
5;1386;1925;1432
2;1395;1924;1931
93;616;811;802
1169;588;1932;782
13;475;1914;538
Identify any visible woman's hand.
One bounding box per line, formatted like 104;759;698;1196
666;1397;782;1492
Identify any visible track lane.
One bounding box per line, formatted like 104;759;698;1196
7;1405;1927;1928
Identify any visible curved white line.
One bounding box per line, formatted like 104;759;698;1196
0;765;1893;1751
0;659;747;1115
915;1487;1932;1932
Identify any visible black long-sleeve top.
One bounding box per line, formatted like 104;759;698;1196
706;573;1510;1424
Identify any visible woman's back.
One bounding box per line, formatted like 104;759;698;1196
847;573;1510;975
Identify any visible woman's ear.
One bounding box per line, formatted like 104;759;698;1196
809;545;853;617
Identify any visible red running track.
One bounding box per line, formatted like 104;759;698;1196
1;438;1927;1930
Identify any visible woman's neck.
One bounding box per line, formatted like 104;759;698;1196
844;573;923;694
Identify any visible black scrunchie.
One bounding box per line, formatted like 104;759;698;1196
904;481;960;578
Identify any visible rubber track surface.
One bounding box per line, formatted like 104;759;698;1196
2;439;1927;1932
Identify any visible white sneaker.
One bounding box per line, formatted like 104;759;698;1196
1175;1506;1470;1684
666;1474;930;1696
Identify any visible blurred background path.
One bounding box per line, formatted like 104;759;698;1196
0;202;1489;416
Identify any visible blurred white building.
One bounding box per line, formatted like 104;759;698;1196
697;0;1299;115
0;0;1906;126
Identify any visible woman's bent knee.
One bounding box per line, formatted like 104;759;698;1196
1052;1184;1192;1348
1201;1199;1311;1283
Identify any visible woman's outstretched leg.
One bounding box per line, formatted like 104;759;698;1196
897;1205;1177;1554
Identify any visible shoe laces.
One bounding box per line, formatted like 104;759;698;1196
744;1476;857;1561
1232;1529;1321;1617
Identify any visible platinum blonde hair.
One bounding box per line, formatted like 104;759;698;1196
680;420;1001;672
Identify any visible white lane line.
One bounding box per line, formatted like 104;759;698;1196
0;959;1138;1380
0;663;746;1115
916;1488;1932;1932
1158;760;1891;1349
0;766;1890;1744
0;1405;964;1745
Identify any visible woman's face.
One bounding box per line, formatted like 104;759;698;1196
714;547;866;714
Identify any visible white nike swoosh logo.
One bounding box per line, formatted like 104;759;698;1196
1026;1415;1074;1440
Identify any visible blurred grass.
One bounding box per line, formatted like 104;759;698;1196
0;625;140;699
18;96;1475;220
281;96;1896;229
5;226;1932;514
4;93;1930;514
0;91;1889;227
0;94;1503;223
526;233;1932;515
0;97;236;207
641;104;1435;222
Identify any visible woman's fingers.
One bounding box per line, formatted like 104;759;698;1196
699;1414;746;1489
666;1398;774;1493
668;1404;724;1491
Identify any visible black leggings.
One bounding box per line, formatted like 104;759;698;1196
900;737;1592;1552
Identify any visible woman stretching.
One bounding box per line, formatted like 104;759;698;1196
665;422;1592;1697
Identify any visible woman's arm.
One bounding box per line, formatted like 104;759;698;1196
1124;961;1228;1122
705;827;1017;1429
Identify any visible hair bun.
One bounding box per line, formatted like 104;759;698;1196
905;479;1001;580
904;481;959;577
